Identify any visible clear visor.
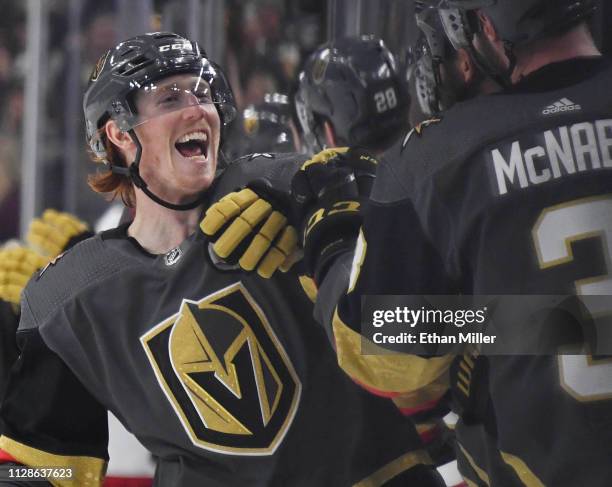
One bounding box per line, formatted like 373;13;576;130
415;52;440;117
415;7;447;60
294;92;312;137
407;37;439;117
294;95;320;155
125;72;234;130
439;0;495;9
438;7;472;51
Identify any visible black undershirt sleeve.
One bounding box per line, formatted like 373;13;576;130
1;327;108;461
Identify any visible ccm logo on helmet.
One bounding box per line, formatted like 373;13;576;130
159;42;193;52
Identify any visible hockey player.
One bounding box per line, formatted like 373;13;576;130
295;35;409;155
204;35;410;305
409;1;500;119
237;92;300;156
208;35;410;277
320;3;612;483
0;211;90;395
0;32;443;487
294;33;456;452
202;1;612;485
0;212;155;487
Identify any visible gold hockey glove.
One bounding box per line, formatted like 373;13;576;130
200;182;298;278
26;209;90;257
291;147;378;283
0;245;49;306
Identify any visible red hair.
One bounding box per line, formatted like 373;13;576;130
87;128;136;208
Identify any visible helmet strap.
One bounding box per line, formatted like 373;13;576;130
502;40;517;82
311;115;329;153
111;130;206;211
465;34;514;90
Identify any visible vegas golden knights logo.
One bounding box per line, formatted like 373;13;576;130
311;51;330;84
243;115;259;135
90;51;109;82
141;283;301;455
401;117;442;150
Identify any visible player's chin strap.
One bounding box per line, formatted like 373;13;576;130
461;11;516;90
501;40;517;83
110;130;206;211
465;40;515;90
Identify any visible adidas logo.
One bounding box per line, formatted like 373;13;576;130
542;97;581;115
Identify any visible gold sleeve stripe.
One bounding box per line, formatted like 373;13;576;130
466;345;479;358
390;382;447;412
457;443;490;486
464;478;480;487
298;276;318;302
332;309;454;393
463;354;475;368
415;423;439;444
457;381;470;397
458;370;470;386
500;451;545;487
0;436;106;487
354;450;432;487
415;422;437;434
459;360;472;376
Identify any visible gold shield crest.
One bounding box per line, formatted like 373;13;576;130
141;282;301;455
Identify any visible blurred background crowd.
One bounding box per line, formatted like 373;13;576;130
0;0;610;239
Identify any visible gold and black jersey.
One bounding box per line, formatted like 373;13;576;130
0;299;18;400
316;57;612;486
0;156;440;487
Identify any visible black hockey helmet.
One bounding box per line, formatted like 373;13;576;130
83;32;236;211
433;0;596;87
409;2;458;116
439;0;596;47
84;32;236;162
295;35;409;154
240;93;297;156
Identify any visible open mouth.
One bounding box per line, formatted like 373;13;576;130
175;131;209;160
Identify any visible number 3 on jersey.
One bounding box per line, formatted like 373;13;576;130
532;195;612;401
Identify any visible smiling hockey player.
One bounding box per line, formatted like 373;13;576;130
0;32;443;487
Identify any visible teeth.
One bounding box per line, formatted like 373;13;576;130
177;131;208;143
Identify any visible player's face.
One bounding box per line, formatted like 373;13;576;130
438;48;474;107
133;74;221;204
473;14;512;77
